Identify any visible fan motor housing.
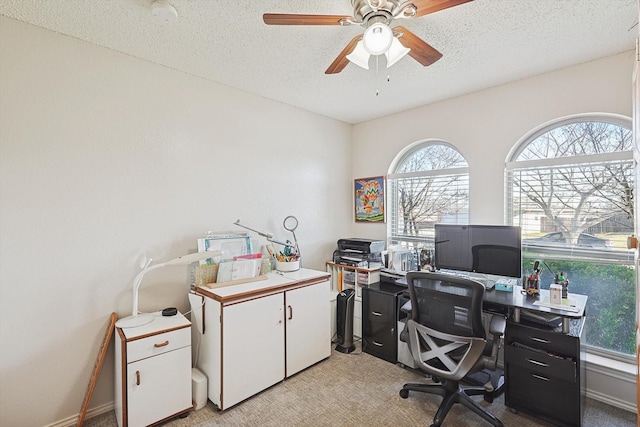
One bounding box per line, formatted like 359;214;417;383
352;0;399;24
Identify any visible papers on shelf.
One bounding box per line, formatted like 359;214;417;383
217;258;261;283
197;233;252;261
532;296;581;313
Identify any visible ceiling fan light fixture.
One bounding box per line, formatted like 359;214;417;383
346;40;371;69
385;37;411;67
362;22;393;55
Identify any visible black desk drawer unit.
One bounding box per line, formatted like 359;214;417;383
505;319;585;427
362;284;404;363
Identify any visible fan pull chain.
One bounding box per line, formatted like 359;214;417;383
374;57;392;97
375;56;380;96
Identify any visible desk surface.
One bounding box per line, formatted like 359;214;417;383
483;287;587;318
396;275;588;320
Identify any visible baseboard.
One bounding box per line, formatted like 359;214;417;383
44;401;114;427
584;353;637;414
586;389;637;413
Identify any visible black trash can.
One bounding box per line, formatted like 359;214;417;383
335;288;355;353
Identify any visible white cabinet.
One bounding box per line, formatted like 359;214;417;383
196;269;331;410
115;312;192;427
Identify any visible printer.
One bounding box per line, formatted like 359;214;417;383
333;238;385;268
337;238;385;254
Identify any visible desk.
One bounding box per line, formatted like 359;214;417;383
482;287;587;333
397;277;587;427
396;277;587;332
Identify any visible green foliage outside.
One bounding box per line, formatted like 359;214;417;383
523;257;636;355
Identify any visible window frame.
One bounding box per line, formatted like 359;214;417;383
387;139;469;249
505;113;635;359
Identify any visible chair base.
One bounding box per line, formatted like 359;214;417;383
465;368;505;403
400;379;503;427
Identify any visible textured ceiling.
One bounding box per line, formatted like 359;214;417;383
0;0;637;124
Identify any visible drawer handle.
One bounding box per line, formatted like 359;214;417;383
530;336;550;344
531;374;550;382
526;358;548;367
372;311;383;316
372;341;383;347
136;370;140;386
154;341;169;348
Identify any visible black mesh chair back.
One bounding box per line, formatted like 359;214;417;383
409;271;486;340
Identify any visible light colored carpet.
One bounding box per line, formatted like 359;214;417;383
87;343;637;427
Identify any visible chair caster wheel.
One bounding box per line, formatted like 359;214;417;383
399;389;409;399
484;393;494;403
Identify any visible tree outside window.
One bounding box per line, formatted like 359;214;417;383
388;142;469;250
507;116;635;356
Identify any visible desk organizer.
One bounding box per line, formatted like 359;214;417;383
276;260;300;272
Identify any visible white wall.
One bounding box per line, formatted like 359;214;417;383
0;17;352;427
351;51;634;241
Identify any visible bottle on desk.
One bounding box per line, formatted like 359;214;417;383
554;272;569;299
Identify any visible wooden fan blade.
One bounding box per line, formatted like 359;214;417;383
325;35;362;74
394;26;442;66
406;0;473;18
263;13;351;25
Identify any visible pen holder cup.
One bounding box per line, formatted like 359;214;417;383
276;260;300;272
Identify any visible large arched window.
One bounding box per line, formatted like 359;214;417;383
506;114;635;356
387;140;469;250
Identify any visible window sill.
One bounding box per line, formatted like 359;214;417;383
584;352;636;376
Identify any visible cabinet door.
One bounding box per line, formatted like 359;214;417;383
127;346;191;427
286;280;331;376
222;293;285;409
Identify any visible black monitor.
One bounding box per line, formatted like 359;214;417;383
434;224;522;278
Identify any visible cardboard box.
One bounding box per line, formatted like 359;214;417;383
550;284;562;305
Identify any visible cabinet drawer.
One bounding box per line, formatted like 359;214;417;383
364;328;396;362
506;345;576;383
507;321;578;356
127;327;190;363
363;289;395;323
506;366;580;426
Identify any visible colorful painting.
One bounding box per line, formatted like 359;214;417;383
355;176;385;223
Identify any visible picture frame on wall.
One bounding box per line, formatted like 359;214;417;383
354;176;385;223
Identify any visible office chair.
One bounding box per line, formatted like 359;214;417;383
399;271;504;427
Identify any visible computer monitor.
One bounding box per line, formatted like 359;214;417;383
434;224;522;278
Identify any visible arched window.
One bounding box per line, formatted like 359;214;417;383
506;114;635;356
387;140;469;250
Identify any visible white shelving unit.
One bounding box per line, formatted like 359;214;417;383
326;262;381;338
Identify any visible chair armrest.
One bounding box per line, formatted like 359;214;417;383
400;300;412;314
489;314;506;337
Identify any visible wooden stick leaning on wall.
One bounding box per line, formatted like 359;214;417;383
77;312;117;427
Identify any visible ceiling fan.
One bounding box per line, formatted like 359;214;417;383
263;0;473;74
